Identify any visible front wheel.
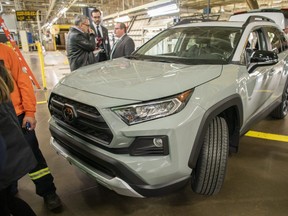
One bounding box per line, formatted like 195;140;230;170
191;116;229;195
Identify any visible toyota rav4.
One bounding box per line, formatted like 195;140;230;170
48;16;288;198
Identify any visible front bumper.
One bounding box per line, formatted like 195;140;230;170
50;123;190;197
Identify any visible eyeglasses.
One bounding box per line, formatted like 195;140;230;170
93;16;101;19
82;23;90;27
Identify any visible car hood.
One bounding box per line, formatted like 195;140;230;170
60;58;223;101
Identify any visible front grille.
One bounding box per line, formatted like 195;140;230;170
49;94;113;144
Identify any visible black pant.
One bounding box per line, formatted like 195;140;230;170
0;186;37;216
17;113;56;197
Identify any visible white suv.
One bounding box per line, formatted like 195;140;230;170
48;17;288;197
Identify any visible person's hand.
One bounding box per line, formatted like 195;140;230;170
89;28;95;34
22;116;37;130
96;37;103;48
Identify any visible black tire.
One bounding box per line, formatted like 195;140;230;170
271;83;288;119
191;116;229;195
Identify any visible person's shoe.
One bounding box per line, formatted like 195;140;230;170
43;192;62;211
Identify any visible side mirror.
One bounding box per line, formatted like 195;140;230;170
248;50;278;73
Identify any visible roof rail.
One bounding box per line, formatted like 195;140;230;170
174;18;214;26
242;15;275;28
174;13;220;26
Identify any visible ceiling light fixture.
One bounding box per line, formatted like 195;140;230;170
73;3;88;7
147;3;179;17
114;15;131;22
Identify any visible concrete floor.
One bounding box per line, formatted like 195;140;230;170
17;51;288;216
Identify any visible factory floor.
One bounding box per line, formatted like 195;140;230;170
16;50;288;216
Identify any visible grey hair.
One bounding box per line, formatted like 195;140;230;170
74;14;88;26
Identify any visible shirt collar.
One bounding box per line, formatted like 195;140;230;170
93;23;101;29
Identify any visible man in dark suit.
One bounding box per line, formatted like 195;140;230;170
110;22;135;59
90;9;111;62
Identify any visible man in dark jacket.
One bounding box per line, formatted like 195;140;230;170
66;14;97;71
90;8;111;62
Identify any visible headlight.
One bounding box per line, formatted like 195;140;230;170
111;90;193;125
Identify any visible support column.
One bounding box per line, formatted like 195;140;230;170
246;0;259;9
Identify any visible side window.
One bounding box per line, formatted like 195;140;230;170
244;29;266;64
246;31;259;50
246;29;266;51
265;27;283;53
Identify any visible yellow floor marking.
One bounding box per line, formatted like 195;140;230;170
37;101;47;105
245;131;288;142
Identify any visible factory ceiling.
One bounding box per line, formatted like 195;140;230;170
0;0;288;27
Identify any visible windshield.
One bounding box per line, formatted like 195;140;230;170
132;26;242;65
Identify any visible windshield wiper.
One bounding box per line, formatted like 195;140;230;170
143;58;176;63
125;55;139;60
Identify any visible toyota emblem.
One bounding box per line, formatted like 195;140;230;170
62;105;76;123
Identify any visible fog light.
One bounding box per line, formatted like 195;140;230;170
153;138;163;147
129;136;169;156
